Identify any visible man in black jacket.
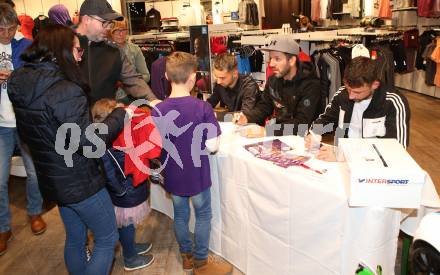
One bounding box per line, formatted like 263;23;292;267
208;53;260;115
76;0;159;105
306;56;410;161
235;34;321;136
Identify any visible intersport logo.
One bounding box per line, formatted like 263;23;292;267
358;178;409;185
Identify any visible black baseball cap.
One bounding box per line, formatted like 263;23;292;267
80;0;123;21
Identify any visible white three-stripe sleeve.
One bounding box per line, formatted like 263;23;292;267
386;93;408;148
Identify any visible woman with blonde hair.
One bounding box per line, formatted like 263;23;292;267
109;18;150;102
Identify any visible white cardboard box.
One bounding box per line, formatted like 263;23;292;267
339;138;426;208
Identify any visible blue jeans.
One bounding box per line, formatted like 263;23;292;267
59;188;119;275
0;126;43;232
118;224;137;259
171;188;212;260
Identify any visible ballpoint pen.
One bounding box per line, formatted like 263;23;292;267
299;163;325;174
372;143;388;167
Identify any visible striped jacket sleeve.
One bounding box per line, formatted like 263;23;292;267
385;91;410;148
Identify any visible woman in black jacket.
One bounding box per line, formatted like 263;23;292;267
8;25;128;275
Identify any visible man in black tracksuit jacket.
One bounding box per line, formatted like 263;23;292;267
307;56;410;161
235;35;322;136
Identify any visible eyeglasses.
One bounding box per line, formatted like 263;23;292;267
0;25;17;34
74;47;84;57
89;16;115;29
112;28;128;35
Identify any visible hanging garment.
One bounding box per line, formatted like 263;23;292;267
259;0;266;17
210;36;228;55
236;54;251;75
238;0;259;25
364;0;380;16
301;0;312;18
418;0;440;17
423;42;437;86
238;0;248;24
179;4;197;27
403;29;419;48
213;1;224;24
246;1;259;26
322;52;341;101
249;50;264;72
349;0;362;17
320;0;330;19
378;0;392;18
145;8;161;30
370;43;395;88
390;40;408;73
416;30;437;70
18;14;34;39
352;44;370;58
433;0;440;17
311;0;321;21
431;38;440;87
330;0;344;19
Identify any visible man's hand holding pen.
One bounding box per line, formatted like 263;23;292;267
233;112;248;125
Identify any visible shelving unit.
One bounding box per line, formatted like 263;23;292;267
392;5;440;98
391;7;418;12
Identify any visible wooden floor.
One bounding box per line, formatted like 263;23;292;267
404;91;440;193
0;91;439;275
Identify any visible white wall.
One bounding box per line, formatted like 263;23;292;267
13;0;122;19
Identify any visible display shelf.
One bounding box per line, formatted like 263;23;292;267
391;7;418;12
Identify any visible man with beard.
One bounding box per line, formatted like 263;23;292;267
234;34;321;137
208;53;260;114
76;0;159;105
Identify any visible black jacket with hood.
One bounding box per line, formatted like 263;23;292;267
246;62;322;136
8;61;126;205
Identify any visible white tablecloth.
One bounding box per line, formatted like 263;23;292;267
151;123;440;275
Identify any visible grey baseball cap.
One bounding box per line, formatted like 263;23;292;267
80;0;123;21
261;34;300;55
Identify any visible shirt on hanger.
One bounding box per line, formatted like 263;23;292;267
213;1;224;24
179;5;197;27
146;8;161;30
320;0;329;19
179;4;205;27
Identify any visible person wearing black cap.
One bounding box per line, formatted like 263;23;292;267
234;34;322;137
76;0;159;105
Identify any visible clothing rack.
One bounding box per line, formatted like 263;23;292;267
336;28;398;36
130;32;190;42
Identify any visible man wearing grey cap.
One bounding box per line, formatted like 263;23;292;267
235;34;321;136
76;0;159;105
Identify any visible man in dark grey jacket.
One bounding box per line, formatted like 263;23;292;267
208;53;260;115
76;0;159;105
235;35;322;137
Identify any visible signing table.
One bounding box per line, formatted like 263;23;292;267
151;123;440;275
